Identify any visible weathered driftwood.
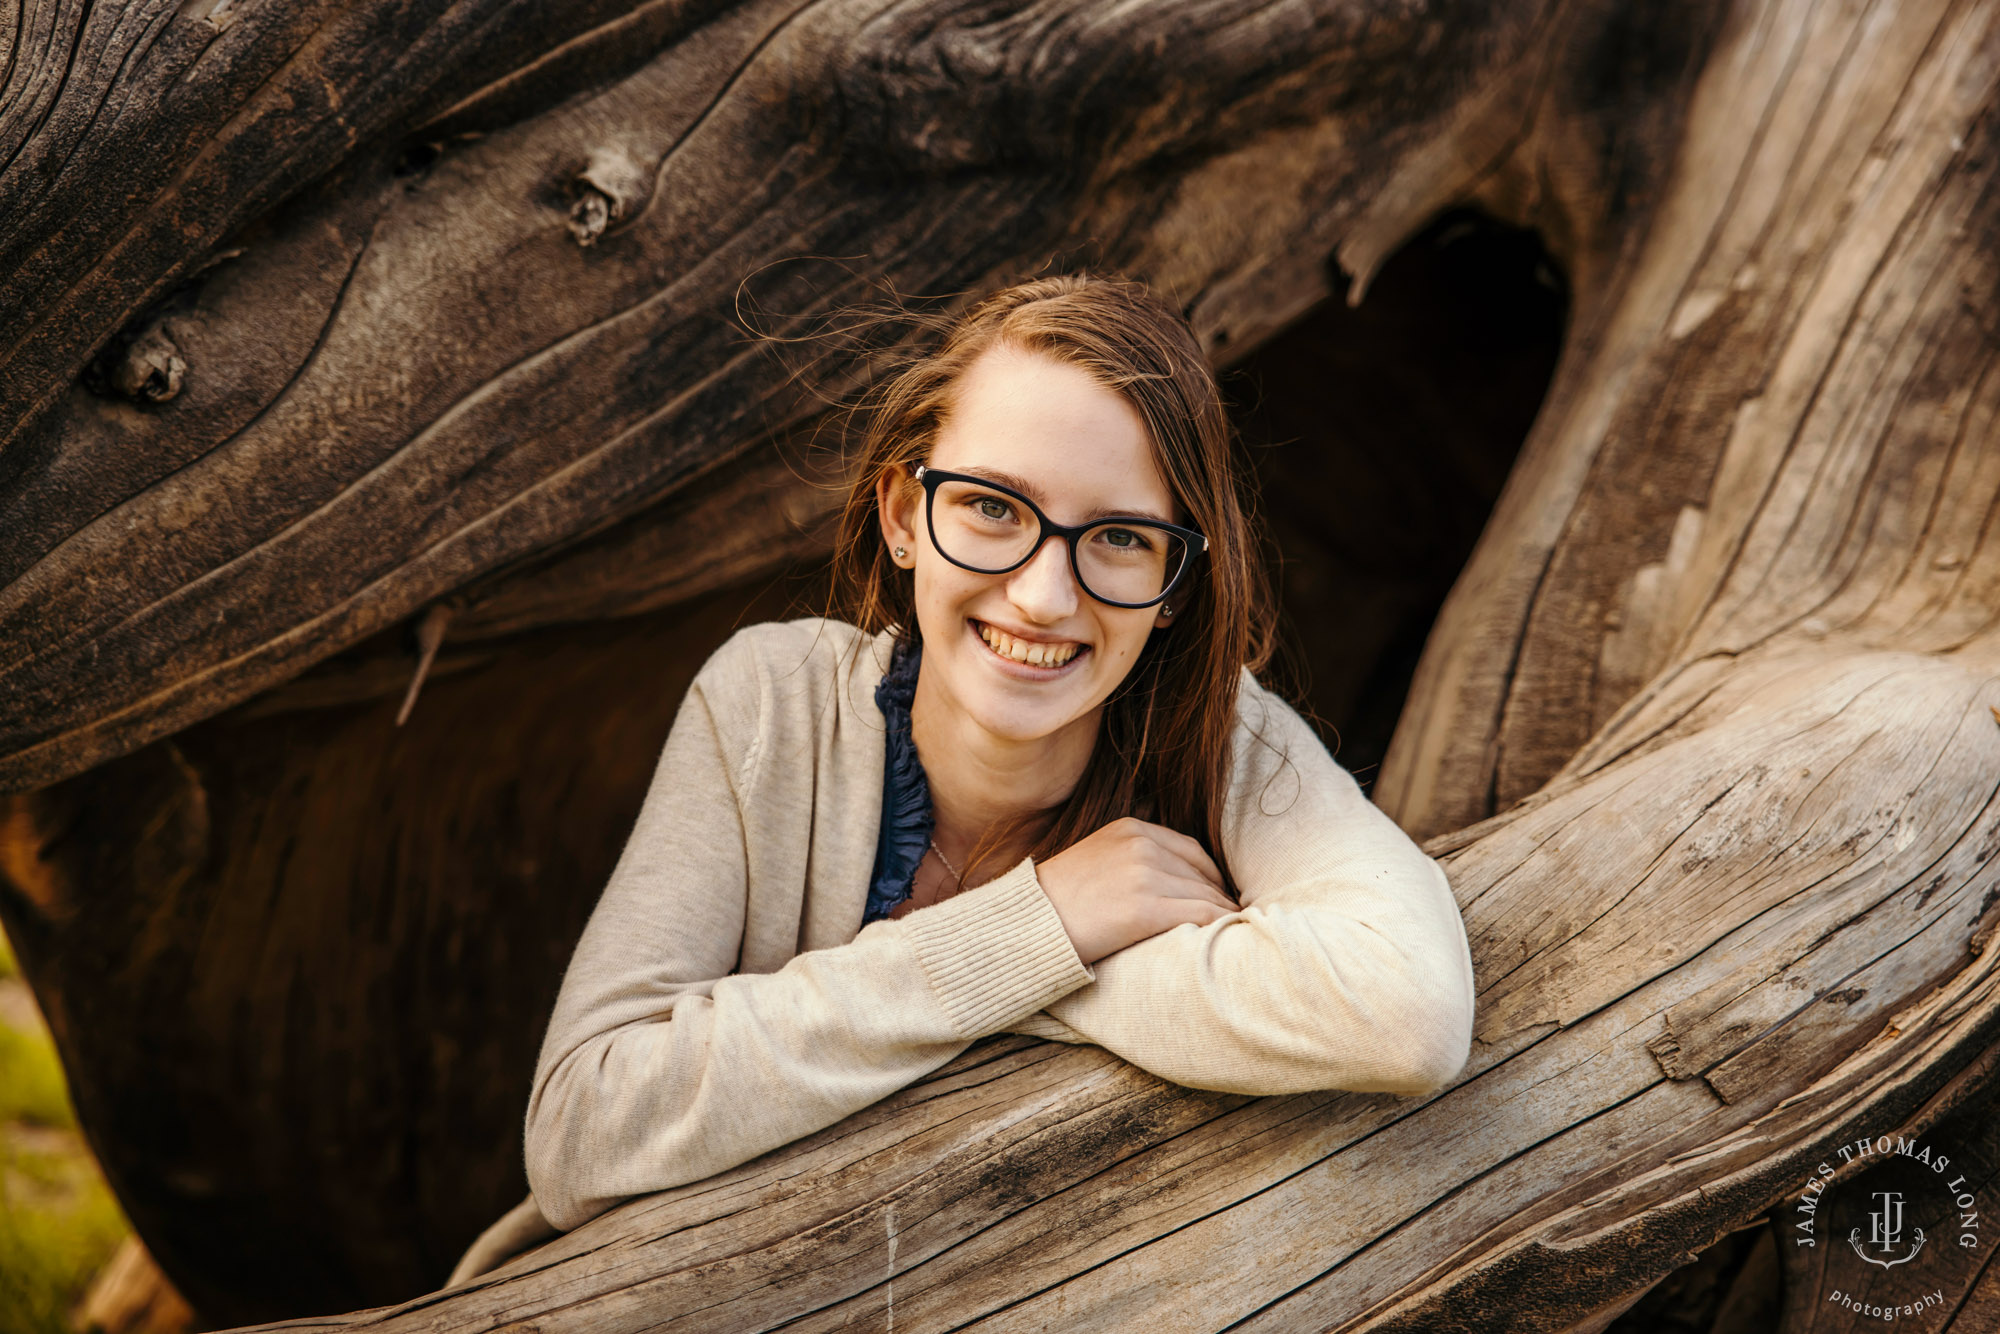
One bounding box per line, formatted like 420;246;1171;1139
3;0;1999;1329
0;0;1693;789
197;639;2000;1334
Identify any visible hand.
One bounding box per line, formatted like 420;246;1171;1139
1034;817;1237;966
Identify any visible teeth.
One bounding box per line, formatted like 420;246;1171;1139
977;622;1081;667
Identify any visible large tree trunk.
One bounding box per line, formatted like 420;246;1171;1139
3;0;1998;1330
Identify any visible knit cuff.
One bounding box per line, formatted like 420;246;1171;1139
905;856;1096;1039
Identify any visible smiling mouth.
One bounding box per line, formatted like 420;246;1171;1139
973;620;1088;669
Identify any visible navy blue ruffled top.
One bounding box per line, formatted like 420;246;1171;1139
862;636;935;925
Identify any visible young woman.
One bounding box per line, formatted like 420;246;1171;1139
449;275;1476;1281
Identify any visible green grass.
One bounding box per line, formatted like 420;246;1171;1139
0;1022;72;1131
0;925;132;1334
0;1141;126;1334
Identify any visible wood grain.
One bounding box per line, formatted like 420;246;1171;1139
5;0;2000;1329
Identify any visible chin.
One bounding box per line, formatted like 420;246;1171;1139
961;696;1079;745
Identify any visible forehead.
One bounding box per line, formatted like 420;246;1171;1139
929;343;1175;521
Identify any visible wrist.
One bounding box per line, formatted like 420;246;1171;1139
903;856;1097;1037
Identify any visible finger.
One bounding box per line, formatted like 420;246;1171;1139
1144;896;1232;934
1148;872;1237;913
1140;823;1224;887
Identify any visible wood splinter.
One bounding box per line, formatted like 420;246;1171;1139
395;606;453;727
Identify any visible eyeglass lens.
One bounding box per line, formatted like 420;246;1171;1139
929;477;1187;604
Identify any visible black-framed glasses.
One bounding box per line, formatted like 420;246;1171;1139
912;464;1207;609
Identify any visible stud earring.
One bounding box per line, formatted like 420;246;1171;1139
893;546;907;561
1162;603;1174;616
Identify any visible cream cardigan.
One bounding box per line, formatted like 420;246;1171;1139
517;617;1475;1236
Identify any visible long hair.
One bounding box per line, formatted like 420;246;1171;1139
824;274;1277;899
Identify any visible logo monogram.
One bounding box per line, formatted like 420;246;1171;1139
1850;1189;1926;1268
1791;1128;1985;1321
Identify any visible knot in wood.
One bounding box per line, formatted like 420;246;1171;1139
109;324;186;403
566;147;650;247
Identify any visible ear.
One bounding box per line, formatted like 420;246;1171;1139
1153;601;1175;630
875;465;920;567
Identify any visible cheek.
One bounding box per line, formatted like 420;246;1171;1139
912;566;982;627
1097;619;1152;672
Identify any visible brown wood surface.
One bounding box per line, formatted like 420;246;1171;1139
0;576;831;1320
188;637;2000;1329
3;0;1999;1330
0;0;1640;792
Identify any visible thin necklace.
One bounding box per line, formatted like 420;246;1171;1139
928;837;963;885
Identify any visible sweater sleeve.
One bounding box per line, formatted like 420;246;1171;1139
1038;674;1476;1098
523;639;1095;1234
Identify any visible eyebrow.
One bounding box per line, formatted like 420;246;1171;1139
955;466;1176;525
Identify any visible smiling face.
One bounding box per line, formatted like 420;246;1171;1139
877;342;1179;751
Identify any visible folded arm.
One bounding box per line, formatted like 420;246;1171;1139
1034;677;1476;1097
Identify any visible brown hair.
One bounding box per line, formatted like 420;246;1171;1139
823;274;1277;898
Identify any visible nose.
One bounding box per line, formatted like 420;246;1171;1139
1005;533;1081;623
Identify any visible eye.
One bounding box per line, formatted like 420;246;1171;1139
1096;526;1157;552
970;495;1014;522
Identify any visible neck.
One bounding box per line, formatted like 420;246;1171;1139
910;669;1098;880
